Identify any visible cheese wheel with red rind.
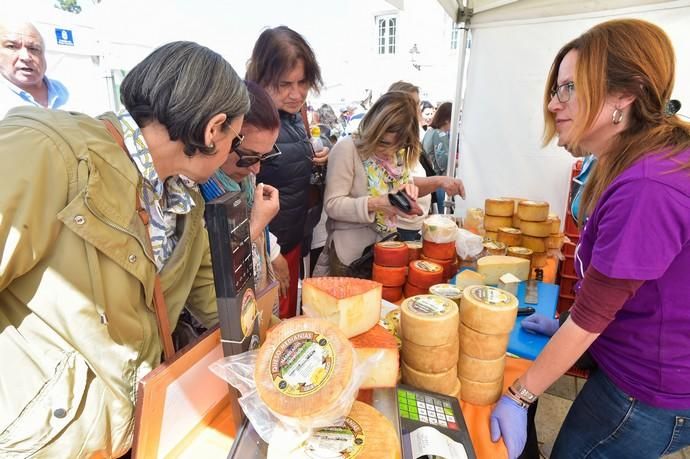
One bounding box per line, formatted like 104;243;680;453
420;254;455;281
484;215;513;232
484;198;514;217
520;220;552;237
374;241;409;267
457;352;506;383
459;322;510;359
255;317;354;419
401;360;458;394
459;375;503;406
497;227;522;246
403;282;428;298
422;240;456;260
517;201;550;222
408;260;444;288
372;263;407;287
459;286;518;335
400;294;459;346
382;285;403;302
520;235;547;252
401;335;459;373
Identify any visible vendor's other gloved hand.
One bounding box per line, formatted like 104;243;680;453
490;395;528;459
521;313;559;337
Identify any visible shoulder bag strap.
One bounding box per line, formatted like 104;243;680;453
101;119;176;361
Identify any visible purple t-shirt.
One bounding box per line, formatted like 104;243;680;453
574;148;690;409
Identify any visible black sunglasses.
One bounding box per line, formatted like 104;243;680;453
235;144;282;167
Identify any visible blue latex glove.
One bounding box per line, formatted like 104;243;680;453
521;313;559;337
490;395;528;459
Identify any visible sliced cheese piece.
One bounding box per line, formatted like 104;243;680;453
460;285;518;335
483;240;507;256
454;269;486;292
459;375;503;406
429;283;463;305
405;240;423;262
372;263;407;287
422;240;456;260
302;277;382;338
401;360;458;394
548;214;561;234
255;317;354;419
401;335;459;373
374;241;409;267
422;215;459;243
497;227;522;246
382;285;403;302
459;322;509;359
484;198;514;217
517;200;550;222
521;235;547;253
400;294;459;346
403;282;429;298
350;324;399;389
484;215;513;232
457;352;506;383
267;401;401;459
408;260;444;288
498;272;521;296
477;255;531;285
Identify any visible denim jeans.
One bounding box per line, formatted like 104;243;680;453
396;228;421;242
551;368;690;458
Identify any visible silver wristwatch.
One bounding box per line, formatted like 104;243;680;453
509;380;538;405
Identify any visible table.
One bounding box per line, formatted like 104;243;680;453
507;281;559;360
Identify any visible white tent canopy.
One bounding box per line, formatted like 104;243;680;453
439;0;690;221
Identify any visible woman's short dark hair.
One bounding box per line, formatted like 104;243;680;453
430;102;452;129
120;41;249;156
244;80;280;132
245;26;322;93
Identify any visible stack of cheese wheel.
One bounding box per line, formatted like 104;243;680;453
421;215;458;281
372;241;409;302
483;198;514;240
457;286;518;405
517;200;550;269
546;213;565;252
405;240;423;263
404;260;444;297
400;295;461;397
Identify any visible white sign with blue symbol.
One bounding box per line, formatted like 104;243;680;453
55;28;74;46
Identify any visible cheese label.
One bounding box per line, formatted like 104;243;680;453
300;416;365;458
379;241;405;248
409;295;450;316
429;284;462;299
508;247;532;255
240;288;257;338
271;332;335;397
413;260;442;273
468;286;512;306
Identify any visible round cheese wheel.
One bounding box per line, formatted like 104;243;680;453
512;214;521;228
507;246;534;260
459;375;503;406
401;335;459;373
520;220;552;237
401;360;458;394
458;322;509;359
422;215;458;243
429;283;462;305
484;215;514;232
497;227;522;246
403;282;429;298
374;241;409;267
484;198;514;217
517;201;550;222
422;240;456;260
483;240;507;256
267;401;401;459
460;286;518;335
548;214;561;234
521;235;547;252
546;233;565;250
382;285;403;302
450;377;462;398
400;294;459;346
532;251;548;268
408;260;444;288
457;353;506;383
420;254;455;281
372;263;407;287
405;240;423;262
255;317;354;419
484;230;498;241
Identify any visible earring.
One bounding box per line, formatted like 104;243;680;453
612;108;623;125
207;142;215;149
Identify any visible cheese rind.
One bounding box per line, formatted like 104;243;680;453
457;352;506;383
484;230;498;240
408;260;444;288
459;322;509;359
374;241;410;267
350;325;399;389
401;335;459;373
497;227;522;246
400;294;459;346
477;255;531;285
517;200;550;222
403;282;428;298
521;235;547;253
460;286;518;334
519;220;552;237
372;263;407;287
422;240;456;260
382;285;403;302
459;375;503;406
484;198;515;217
302;277;382;338
401;360;458;395
484;215;513;232
532;251;548;268
405;240;423;262
548;214;561;234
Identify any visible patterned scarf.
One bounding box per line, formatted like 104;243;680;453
363;148;410;234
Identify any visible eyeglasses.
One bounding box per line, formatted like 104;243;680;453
551;81;575;103
235;144;282;167
228;124;245;152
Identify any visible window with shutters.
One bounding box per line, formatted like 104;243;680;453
377;15;397;55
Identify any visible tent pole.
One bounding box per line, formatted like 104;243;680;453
445;1;472;217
